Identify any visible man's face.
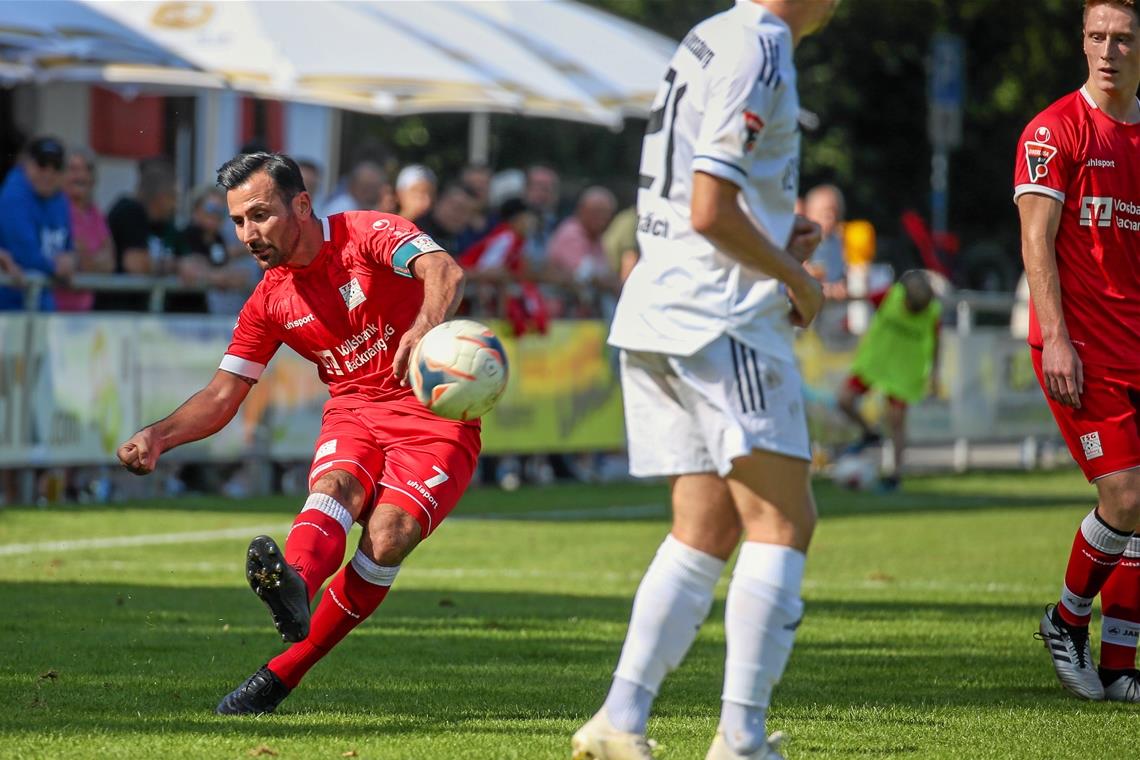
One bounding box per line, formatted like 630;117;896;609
805;190;842;238
579;197;615;239
24;156;63;199
227;171;309;270
398;180;436;220
434;190;475;233
194;192;226;234
462;168;491;208
525;168;559;212
1084;4;1140;96
350;166;384;209
64;154;93;203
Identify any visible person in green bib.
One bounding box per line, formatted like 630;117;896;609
838;270;941;490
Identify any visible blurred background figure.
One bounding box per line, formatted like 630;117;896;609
57;147;114;312
457;162;494;250
0;136;75;311
547;185;618;314
324;160;388;215
522;164;561;272
395;164;438;221
837;270;942;491
297;158;324;216
803;183;848;299
414;181;477;255
97;158;183;312
602;205;640;286
180;187;261;315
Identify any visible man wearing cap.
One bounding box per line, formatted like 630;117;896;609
0;136;76;310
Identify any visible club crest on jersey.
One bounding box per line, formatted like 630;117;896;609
339;277;366;310
743;110;765;152
1024;126;1057;183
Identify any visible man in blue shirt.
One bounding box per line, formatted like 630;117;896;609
0;136;76;310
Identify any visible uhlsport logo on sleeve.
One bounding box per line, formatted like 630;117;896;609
1025;126;1058;183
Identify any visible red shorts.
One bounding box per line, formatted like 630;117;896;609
1031;348;1140;481
307;401;480;537
845;375;907;409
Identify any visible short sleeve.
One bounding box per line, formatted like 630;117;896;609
1013;113;1071;204
219;293;280;381
692;40;776;187
350;211;445;278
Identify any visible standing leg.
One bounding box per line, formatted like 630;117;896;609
881;401;907;489
715;451;815;757
1098;536;1140;700
836;378;873;438
573;474;738;759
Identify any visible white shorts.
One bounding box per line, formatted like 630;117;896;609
620;335;810;478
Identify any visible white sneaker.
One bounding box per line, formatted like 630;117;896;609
571;708;656;760
1035;604;1104;700
706;730;785;759
1103;670;1140;702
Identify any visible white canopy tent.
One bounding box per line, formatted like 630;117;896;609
0;0;221;90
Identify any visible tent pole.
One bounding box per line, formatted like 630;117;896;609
468;112;490;165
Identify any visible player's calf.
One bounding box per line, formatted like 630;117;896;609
246;535;311;642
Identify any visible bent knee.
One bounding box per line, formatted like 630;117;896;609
311;470;368;513
1099;486;1140;530
362;506;422;565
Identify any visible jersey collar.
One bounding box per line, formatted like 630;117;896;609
1080;85;1140;115
320;215;330;242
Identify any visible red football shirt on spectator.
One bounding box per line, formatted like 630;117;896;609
1013;87;1140;369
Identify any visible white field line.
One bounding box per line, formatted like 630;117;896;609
0;503;666;558
0;524;290;557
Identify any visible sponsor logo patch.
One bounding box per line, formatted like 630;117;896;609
743;109;764;152
1024;127;1057;183
285;313;315;330
372;218;391;231
339;277;366;310
1080;196;1113;228
1080;431;1103;460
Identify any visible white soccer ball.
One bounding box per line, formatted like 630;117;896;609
410;319;509;421
829;454;879;491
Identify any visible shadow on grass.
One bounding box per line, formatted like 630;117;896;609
0;579;1083;740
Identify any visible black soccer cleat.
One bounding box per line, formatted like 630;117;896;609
215;665;291;715
246;535;311;643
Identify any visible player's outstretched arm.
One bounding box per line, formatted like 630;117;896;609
117;369;255;475
1017;192;1082;408
392;252;466;384
691;171;823;327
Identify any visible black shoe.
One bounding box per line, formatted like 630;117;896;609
216;665;291;715
844;431;883;456
246;535;311;643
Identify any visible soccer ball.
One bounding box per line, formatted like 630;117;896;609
410;319;509;421
829;453;879;491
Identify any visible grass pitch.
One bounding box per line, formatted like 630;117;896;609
0;469;1135;759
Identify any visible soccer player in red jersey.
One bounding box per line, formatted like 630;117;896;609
1016;0;1140;702
116;153;477;714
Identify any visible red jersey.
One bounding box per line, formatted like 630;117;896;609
221;211;452;418
1014;88;1140;369
458;222;525;273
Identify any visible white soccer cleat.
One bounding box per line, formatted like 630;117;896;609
705;730;785;760
571;708;656;760
1036;604;1104;700
1103;670;1140;702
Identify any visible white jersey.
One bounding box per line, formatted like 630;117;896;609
608;0;801;361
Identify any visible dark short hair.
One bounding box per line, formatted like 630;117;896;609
440;181;477;201
25;135;65;170
137;157;176;200
216;152;307;202
499;197;532;221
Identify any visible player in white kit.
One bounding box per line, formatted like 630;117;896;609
572;2;838;759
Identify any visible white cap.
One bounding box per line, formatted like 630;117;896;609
396;164;437;191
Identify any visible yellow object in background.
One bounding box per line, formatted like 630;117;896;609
844;219;876;266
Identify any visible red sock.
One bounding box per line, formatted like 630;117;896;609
1058;508;1132;627
286;496;352;601
1100;541;1140;671
268;556;394;689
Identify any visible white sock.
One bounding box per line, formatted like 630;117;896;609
721;542;805;755
605;534;726;733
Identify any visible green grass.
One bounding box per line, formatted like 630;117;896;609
0;469;1133;759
